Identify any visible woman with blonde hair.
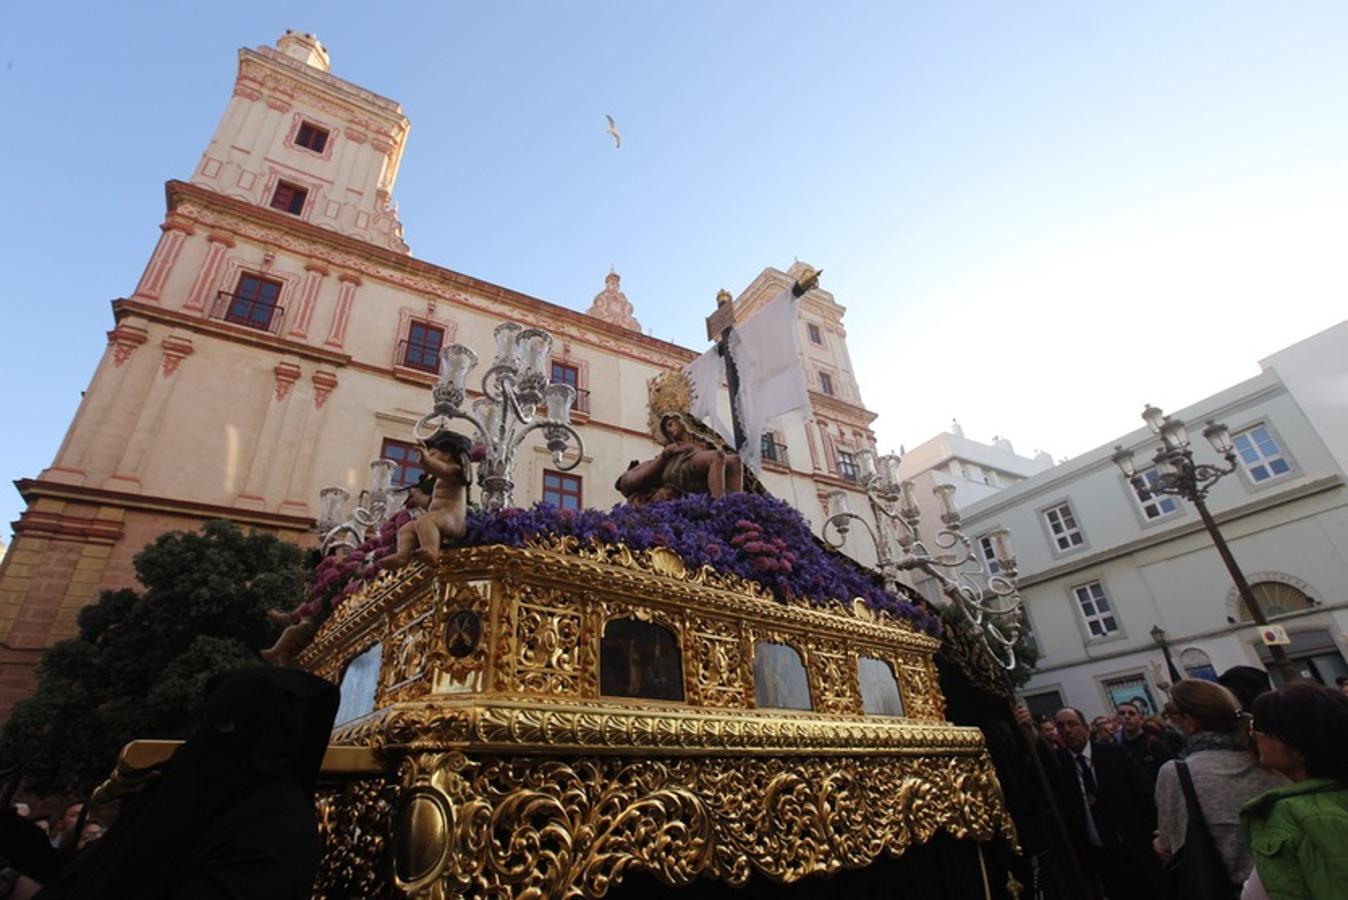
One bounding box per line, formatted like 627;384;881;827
1153;679;1286;894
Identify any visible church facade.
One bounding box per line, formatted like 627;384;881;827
0;32;885;714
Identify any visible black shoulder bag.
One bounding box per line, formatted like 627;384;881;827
1164;761;1238;899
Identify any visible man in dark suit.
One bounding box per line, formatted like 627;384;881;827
1049;706;1162;900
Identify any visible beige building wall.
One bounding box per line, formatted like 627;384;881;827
0;33;889;714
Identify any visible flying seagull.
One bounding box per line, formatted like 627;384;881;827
605;114;621;149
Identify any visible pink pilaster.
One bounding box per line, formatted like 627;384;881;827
183;232;235;312
287;262;329;339
131;216;195;302
323;272;362;349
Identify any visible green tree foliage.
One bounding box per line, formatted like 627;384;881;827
1;520;306;795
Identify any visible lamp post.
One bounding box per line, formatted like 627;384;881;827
1111;405;1298;683
821;449;1027;671
1149;624;1183;686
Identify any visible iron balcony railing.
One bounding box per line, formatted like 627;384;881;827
211;291;286;335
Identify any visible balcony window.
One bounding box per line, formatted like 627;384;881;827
295;121;329;153
214;274;284;333
1233;425;1292;483
819;372;835;396
270;180;307;216
761;432;789;466
1133;467;1179;520
1043;501;1085;552
400;322;444;373
543;470;582;510
977;535;1000;575
550;361;589;414
381;439;424;487
1073;581;1119;639
837;450;860;482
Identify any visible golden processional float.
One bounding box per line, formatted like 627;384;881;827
264;301;1036;900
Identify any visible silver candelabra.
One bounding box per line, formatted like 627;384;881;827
413;322;584;510
820;449;1027;669
317;459;400;553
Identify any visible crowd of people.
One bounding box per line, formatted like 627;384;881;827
1016;669;1348;899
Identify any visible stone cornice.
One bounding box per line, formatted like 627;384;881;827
165;182;699;370
809;390;879;427
112;298;352;368
16;479;316;532
239;48;406;133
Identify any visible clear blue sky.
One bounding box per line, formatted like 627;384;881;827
3;2;1347;538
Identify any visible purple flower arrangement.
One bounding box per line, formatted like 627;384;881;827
464;493;942;635
300;493;941;635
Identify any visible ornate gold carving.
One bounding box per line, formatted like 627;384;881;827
686;616;750;709
809;638;862;716
894;655;947;722
514;583;585;696
314;779;396;900
370;751;1014;897
381;601;436;705
337;698;983;755
429;580;491;692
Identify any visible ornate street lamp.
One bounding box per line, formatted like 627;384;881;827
1113;405;1298;683
413;322;585;510
821;449;1027;670
1149;624;1183;686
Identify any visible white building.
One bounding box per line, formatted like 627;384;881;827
958;321;1348;719
895;426;1053;601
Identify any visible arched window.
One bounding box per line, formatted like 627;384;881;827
1179;648;1218;681
1236;581;1315;623
753;641;812;710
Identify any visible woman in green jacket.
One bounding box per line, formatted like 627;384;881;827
1240;682;1348;900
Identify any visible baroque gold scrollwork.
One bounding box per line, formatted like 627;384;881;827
371;751;1014;898
314;779;396;899
686;616;750;709
514;583;584;696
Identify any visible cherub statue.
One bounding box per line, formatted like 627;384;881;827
262;473;438;667
379;429;473;570
615;412;744;504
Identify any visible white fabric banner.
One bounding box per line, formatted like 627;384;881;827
684;347;734;444
729;288;810;472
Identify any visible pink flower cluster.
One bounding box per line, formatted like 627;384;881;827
301;507;413;618
730;519;798;575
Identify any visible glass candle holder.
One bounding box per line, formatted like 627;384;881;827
856;449;877;482
544;383;575;425
317;486;349;531
492;322;523;368
514;328;553;378
439;344;479;395
878;453;902;491
367;459;397;496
